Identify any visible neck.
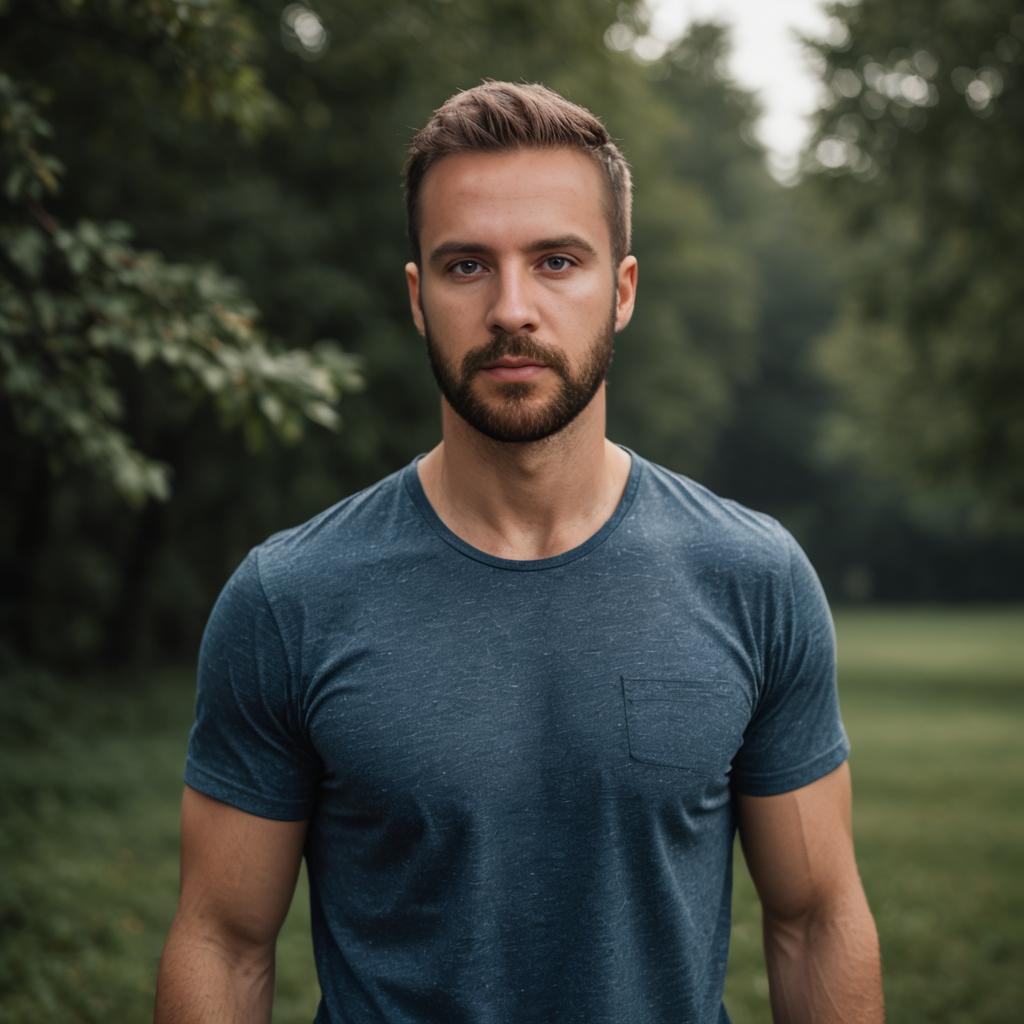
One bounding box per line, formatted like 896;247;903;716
417;389;631;561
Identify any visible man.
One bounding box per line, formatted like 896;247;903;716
155;81;883;1023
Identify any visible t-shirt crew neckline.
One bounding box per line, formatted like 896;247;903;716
402;446;642;572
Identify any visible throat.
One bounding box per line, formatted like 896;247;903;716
417;436;632;561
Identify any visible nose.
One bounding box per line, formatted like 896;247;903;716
487;265;538;336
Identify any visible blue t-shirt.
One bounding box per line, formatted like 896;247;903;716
185;450;849;1024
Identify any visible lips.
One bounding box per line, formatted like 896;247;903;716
484;357;547;369
481;359;549;381
461;331;567;379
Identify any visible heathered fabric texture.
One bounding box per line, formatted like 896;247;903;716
185;450;849;1024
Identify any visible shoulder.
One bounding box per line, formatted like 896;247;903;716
245;462;421;607
632;454;796;582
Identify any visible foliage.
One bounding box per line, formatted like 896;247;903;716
0;0;371;665
2;0;799;666
1;62;358;506
805;0;1024;533
5;0;1018;669
609;24;767;467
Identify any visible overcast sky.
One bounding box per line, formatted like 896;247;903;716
644;0;835;181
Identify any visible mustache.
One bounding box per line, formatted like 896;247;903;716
461;332;570;377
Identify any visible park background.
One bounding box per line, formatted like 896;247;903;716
1;0;1021;1020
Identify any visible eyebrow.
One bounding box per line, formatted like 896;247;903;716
428;234;599;266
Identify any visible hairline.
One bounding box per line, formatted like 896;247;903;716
404;83;632;266
414;146;618;267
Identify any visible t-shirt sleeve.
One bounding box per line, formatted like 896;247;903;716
730;528;850;796
184;549;319;820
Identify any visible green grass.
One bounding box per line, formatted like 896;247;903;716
1;606;1021;1022
725;606;1024;1023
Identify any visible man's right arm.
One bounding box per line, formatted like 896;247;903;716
154;786;308;1024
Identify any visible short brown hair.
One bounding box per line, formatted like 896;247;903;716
404;80;632;265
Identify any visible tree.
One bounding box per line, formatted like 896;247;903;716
0;5;360;508
805;0;1024;533
0;0;363;664
1;1;824;665
610;23;772;471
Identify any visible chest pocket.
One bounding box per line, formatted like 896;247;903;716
621;677;749;778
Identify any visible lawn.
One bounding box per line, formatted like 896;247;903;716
725;606;1024;1023
1;607;1021;1022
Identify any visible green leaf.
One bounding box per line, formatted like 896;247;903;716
4;227;47;280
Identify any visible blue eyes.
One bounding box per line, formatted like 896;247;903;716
447;256;574;277
544;256;571;272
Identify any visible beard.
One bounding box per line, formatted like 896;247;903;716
424;314;615;444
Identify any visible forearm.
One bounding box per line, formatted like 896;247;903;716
762;892;884;1024
154;915;276;1024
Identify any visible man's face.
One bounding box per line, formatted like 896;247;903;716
405;147;637;443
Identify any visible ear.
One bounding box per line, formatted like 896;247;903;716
405;261;425;336
613;255;638;332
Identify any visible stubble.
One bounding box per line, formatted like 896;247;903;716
424;317;615;444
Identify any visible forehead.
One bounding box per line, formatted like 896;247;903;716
417;147;611;257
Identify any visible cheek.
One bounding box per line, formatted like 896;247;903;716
561;282;617;331
427;297;470;335
422;281;477;323
421;297;481;358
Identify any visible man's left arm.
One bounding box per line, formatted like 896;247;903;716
736;761;884;1024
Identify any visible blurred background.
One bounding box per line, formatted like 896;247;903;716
0;0;1021;1020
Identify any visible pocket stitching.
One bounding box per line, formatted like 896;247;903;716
621;676;744;775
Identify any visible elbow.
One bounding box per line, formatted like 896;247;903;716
762;883;879;957
165;907;278;974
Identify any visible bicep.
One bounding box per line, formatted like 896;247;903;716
176;785;308;950
736;761;861;922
